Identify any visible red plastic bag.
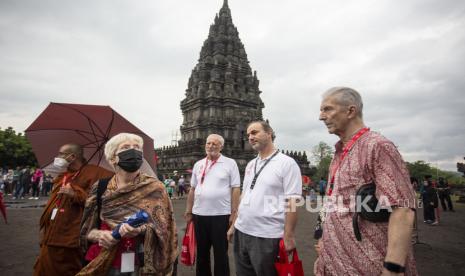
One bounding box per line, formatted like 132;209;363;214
180;221;196;266
275;239;304;276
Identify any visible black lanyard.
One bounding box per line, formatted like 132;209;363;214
250;150;279;190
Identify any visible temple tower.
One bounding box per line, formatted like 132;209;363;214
155;1;310;177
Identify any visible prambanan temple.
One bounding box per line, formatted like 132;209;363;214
155;0;310;177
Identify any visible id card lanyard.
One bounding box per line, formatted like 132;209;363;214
200;157;218;185
121;239;135;273
327;128;369;196
51;171;78;220
250;150;279;190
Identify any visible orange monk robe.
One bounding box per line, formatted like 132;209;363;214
34;164;113;276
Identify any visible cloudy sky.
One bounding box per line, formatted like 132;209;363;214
1;0;464;171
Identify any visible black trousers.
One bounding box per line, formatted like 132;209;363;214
438;191;454;211
423;203;436;222
234;229;280;276
178;185;185;197
193;214;230;276
32;181;40;197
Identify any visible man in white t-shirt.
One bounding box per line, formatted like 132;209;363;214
185;134;241;276
228;121;302;276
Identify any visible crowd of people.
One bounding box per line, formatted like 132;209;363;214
412;175;455;226
4;87;460;275
161;173;188;200
0;167;53;200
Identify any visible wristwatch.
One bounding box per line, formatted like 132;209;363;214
383;261;405;273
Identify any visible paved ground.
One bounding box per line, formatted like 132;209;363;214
1;194;464;275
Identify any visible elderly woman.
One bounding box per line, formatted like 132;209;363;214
78;133;177;276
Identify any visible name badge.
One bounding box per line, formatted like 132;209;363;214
51;208;58;220
121;252;135;273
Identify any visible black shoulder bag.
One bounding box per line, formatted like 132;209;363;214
96;178;111;229
82;178;110;267
352;182;391;241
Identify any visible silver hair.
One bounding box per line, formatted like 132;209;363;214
323;87;364;118
104;133;144;163
206;134;225;146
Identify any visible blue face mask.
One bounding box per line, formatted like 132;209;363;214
117;149;143;173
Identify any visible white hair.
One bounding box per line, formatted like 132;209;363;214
104;133;144;163
323;87;364;118
207;134;225;146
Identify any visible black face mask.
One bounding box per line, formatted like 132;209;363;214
117;149;143;173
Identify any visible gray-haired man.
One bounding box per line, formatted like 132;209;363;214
185;134;241;276
314;87;417;275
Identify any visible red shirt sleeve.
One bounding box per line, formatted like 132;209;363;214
370;140;416;209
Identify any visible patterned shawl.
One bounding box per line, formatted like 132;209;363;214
78;174;178;276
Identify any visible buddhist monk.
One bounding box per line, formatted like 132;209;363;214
34;143;113;276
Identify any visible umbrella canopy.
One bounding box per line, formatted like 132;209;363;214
25;103;156;175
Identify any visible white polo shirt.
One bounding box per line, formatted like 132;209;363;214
234;152;302;238
191;154;241;216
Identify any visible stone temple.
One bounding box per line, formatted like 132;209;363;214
155;0;310;177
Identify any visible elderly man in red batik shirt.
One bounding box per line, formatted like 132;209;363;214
314;87;418;276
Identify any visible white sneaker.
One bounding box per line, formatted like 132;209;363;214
28;197;34;200
35;197;39;200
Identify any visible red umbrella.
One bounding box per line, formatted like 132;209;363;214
25;103;156;174
0;191;7;223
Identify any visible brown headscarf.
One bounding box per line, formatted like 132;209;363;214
78;174;178;276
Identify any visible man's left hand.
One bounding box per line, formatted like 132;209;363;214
229;211;237;227
283;235;296;252
227;226;235;243
315;239;322;256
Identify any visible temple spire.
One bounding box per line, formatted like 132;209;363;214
220;0;231;17
155;0;310;179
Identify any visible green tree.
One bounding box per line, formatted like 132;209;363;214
458;157;465;177
406;160;432;182
406;160;465;186
311;141;334;181
0;126;37;168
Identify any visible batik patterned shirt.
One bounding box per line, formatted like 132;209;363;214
314;131;418;275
